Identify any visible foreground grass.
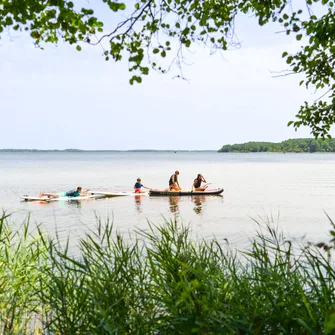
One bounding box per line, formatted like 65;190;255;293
1;212;335;334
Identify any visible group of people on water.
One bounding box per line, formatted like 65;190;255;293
168;171;208;192
134;171;207;193
38;171;208;198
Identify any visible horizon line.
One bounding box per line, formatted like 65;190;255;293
0;149;218;152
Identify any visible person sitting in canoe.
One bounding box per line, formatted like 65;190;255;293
192;174;208;192
134;178;150;193
39;186;88;198
169;171;181;191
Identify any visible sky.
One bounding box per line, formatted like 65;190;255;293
0;1;331;150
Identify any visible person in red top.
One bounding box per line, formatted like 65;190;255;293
134;178;150;193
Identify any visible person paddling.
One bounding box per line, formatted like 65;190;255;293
39;186;88;198
169;170;181;191
192;174;208;192
134;178;150;193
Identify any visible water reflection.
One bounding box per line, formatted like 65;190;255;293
134;195;142;214
169;196;181;214
153;195;223;216
192;195;206;215
68;200;83;209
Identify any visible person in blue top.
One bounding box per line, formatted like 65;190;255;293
134;178;150;193
39;186;88;198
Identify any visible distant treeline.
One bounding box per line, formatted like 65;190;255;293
218;138;335;153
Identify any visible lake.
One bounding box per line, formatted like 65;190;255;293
1;151;334;250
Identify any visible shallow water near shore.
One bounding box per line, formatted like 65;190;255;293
1;151;335;250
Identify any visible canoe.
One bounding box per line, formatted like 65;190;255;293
90;191;148;197
149;188;224;196
21;194;104;202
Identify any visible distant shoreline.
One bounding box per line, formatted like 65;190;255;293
0;150;334;154
0;149;217;153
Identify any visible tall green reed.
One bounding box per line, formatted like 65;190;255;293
0;212;48;334
138;220;241;334
2;211;335;334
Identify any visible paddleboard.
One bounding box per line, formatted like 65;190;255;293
21;194;104;202
90;191;148;197
149;188;224;196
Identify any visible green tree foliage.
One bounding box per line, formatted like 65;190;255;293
218;138;335;152
1;0;335;137
0;1;107;47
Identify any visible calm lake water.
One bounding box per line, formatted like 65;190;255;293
1;151;335;250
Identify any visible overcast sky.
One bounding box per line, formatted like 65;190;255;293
0;1;330;150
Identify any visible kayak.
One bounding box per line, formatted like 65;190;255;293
149;188;224;196
90;191;148;197
21;194;104;202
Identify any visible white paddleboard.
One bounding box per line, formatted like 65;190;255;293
21;194;104;202
90;191;148;197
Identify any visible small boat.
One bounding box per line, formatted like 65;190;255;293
21;194;104;202
90;191;148;197
149;188;224;196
